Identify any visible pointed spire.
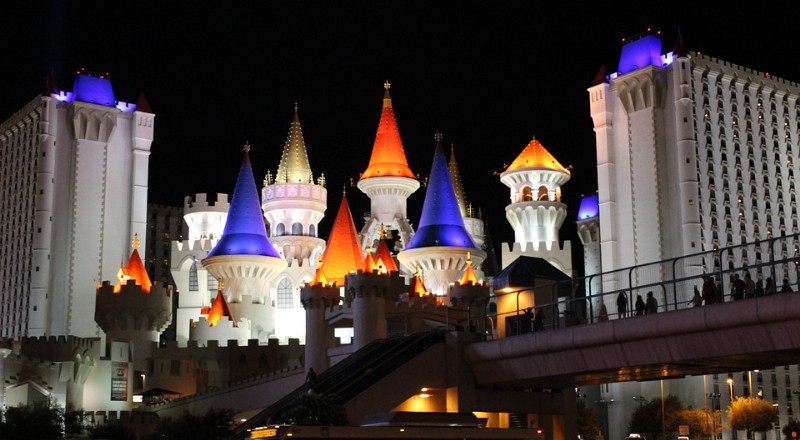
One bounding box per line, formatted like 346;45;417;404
459;252;480;286
363;251;377;273
411;267;427;297
318;192;364;285
673;26;689;57
275;103;313;184
373;235;399;273
406;136;477;249
113;234;152;293
360;81;416;180
207;143;281;258
204;291;236;327
447;141;468;217
591;64;608;87
310;260;329;287
136;92;153;113
505;136;569;174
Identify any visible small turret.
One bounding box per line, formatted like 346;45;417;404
398;133;486;295
357;81;420;252
95;235;172;371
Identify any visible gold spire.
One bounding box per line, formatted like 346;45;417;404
131;233;140;250
243;141;251;153
384;80;390;90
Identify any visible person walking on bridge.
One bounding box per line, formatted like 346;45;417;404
635;295;645;315
616;290;629;318
645;291;658;314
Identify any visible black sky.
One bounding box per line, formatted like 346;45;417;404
3;2;800;275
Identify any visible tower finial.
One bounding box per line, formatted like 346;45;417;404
294;100;299;113
243;141;251;153
342;183;347;195
384;80;390;91
434;130;443;142
132;233;140;250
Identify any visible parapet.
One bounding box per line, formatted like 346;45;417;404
184;193;230;211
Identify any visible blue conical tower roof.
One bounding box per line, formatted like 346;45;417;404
406;135;477;249
207;144;281;258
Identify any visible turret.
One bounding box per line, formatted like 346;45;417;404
262;103;327;267
95;235;172;371
357;81;420;252
576;192;602;318
499;136;573;275
397;134;486;295
202;144;288;341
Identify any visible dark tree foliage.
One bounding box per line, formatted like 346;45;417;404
628;395;685;440
89;422;137;440
728;397;778;440
782;418;800;440
576;400;602;440
0;398;65;440
146;407;234;440
274;392;349;426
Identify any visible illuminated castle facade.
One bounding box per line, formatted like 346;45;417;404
0;70;154;339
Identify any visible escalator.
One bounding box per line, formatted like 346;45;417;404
230;330;447;439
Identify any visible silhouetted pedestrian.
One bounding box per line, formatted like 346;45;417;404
780;278;792;293
533;308;545;332
617;290;629;318
306;367;317;385
598;303;609;321
764;277;775;296
635;295;645;315
522;307;533;333
732;274;745;300
702;276;717;305
645;291;658;314
690;285;703;307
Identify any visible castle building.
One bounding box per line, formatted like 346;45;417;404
145;203;186;286
0;69;154;339
586;30;800;440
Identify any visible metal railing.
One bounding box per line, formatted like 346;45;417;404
469;232;800;340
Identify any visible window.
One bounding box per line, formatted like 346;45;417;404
189;263;199;291
276;278;293;309
207;273;218;292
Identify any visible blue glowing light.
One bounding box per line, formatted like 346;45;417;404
407;144;477;249
617;35;663;75
207;152;281;258
71;73;117;107
577;194;599;220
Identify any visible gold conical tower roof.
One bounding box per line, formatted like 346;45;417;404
276;102;314;183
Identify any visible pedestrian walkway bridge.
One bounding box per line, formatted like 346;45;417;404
465;286;800;390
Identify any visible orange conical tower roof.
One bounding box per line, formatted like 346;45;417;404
114;234;152;293
360;81;416;180
318;190;365;285
373;237;398;273
309;261;329;287
363;251;377;273
202;291;236;327
505;136;569;174
459;252;480;286
411;267;427;297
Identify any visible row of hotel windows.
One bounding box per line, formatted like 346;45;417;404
187;264;297;309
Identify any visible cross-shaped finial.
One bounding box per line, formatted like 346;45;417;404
243;141;251;153
434;130;443;142
132;233;140;250
379;224;387;239
294;100;299;113
384;80;390;90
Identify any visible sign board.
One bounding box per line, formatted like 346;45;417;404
679;425;690;436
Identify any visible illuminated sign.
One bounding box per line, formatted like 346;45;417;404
250;427;278;438
111;362;128;401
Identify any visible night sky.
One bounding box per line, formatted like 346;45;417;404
3;2;800;275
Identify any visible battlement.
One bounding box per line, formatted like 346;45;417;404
96;282;173;333
172;237;217;253
184;193;230;211
15;335;101;362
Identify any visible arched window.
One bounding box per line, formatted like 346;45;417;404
189;263;199;291
521;187;533;202
309;224;316;237
537;186;549;201
292;222;303;235
277;278;293;309
276;223;285;236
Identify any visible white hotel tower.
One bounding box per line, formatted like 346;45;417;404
587;31;800;440
0;70;154;338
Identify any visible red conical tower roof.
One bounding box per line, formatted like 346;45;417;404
360;81;416;180
459;252;480;286
373;237;398;273
318;190;364;285
114;234;152;293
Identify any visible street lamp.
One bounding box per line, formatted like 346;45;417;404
596;398;614;440
728;374;735;400
708;393;721;440
633;395;646;407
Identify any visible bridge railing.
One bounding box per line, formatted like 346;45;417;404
471;232;800;339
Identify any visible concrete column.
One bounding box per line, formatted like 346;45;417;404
353;290;385;350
